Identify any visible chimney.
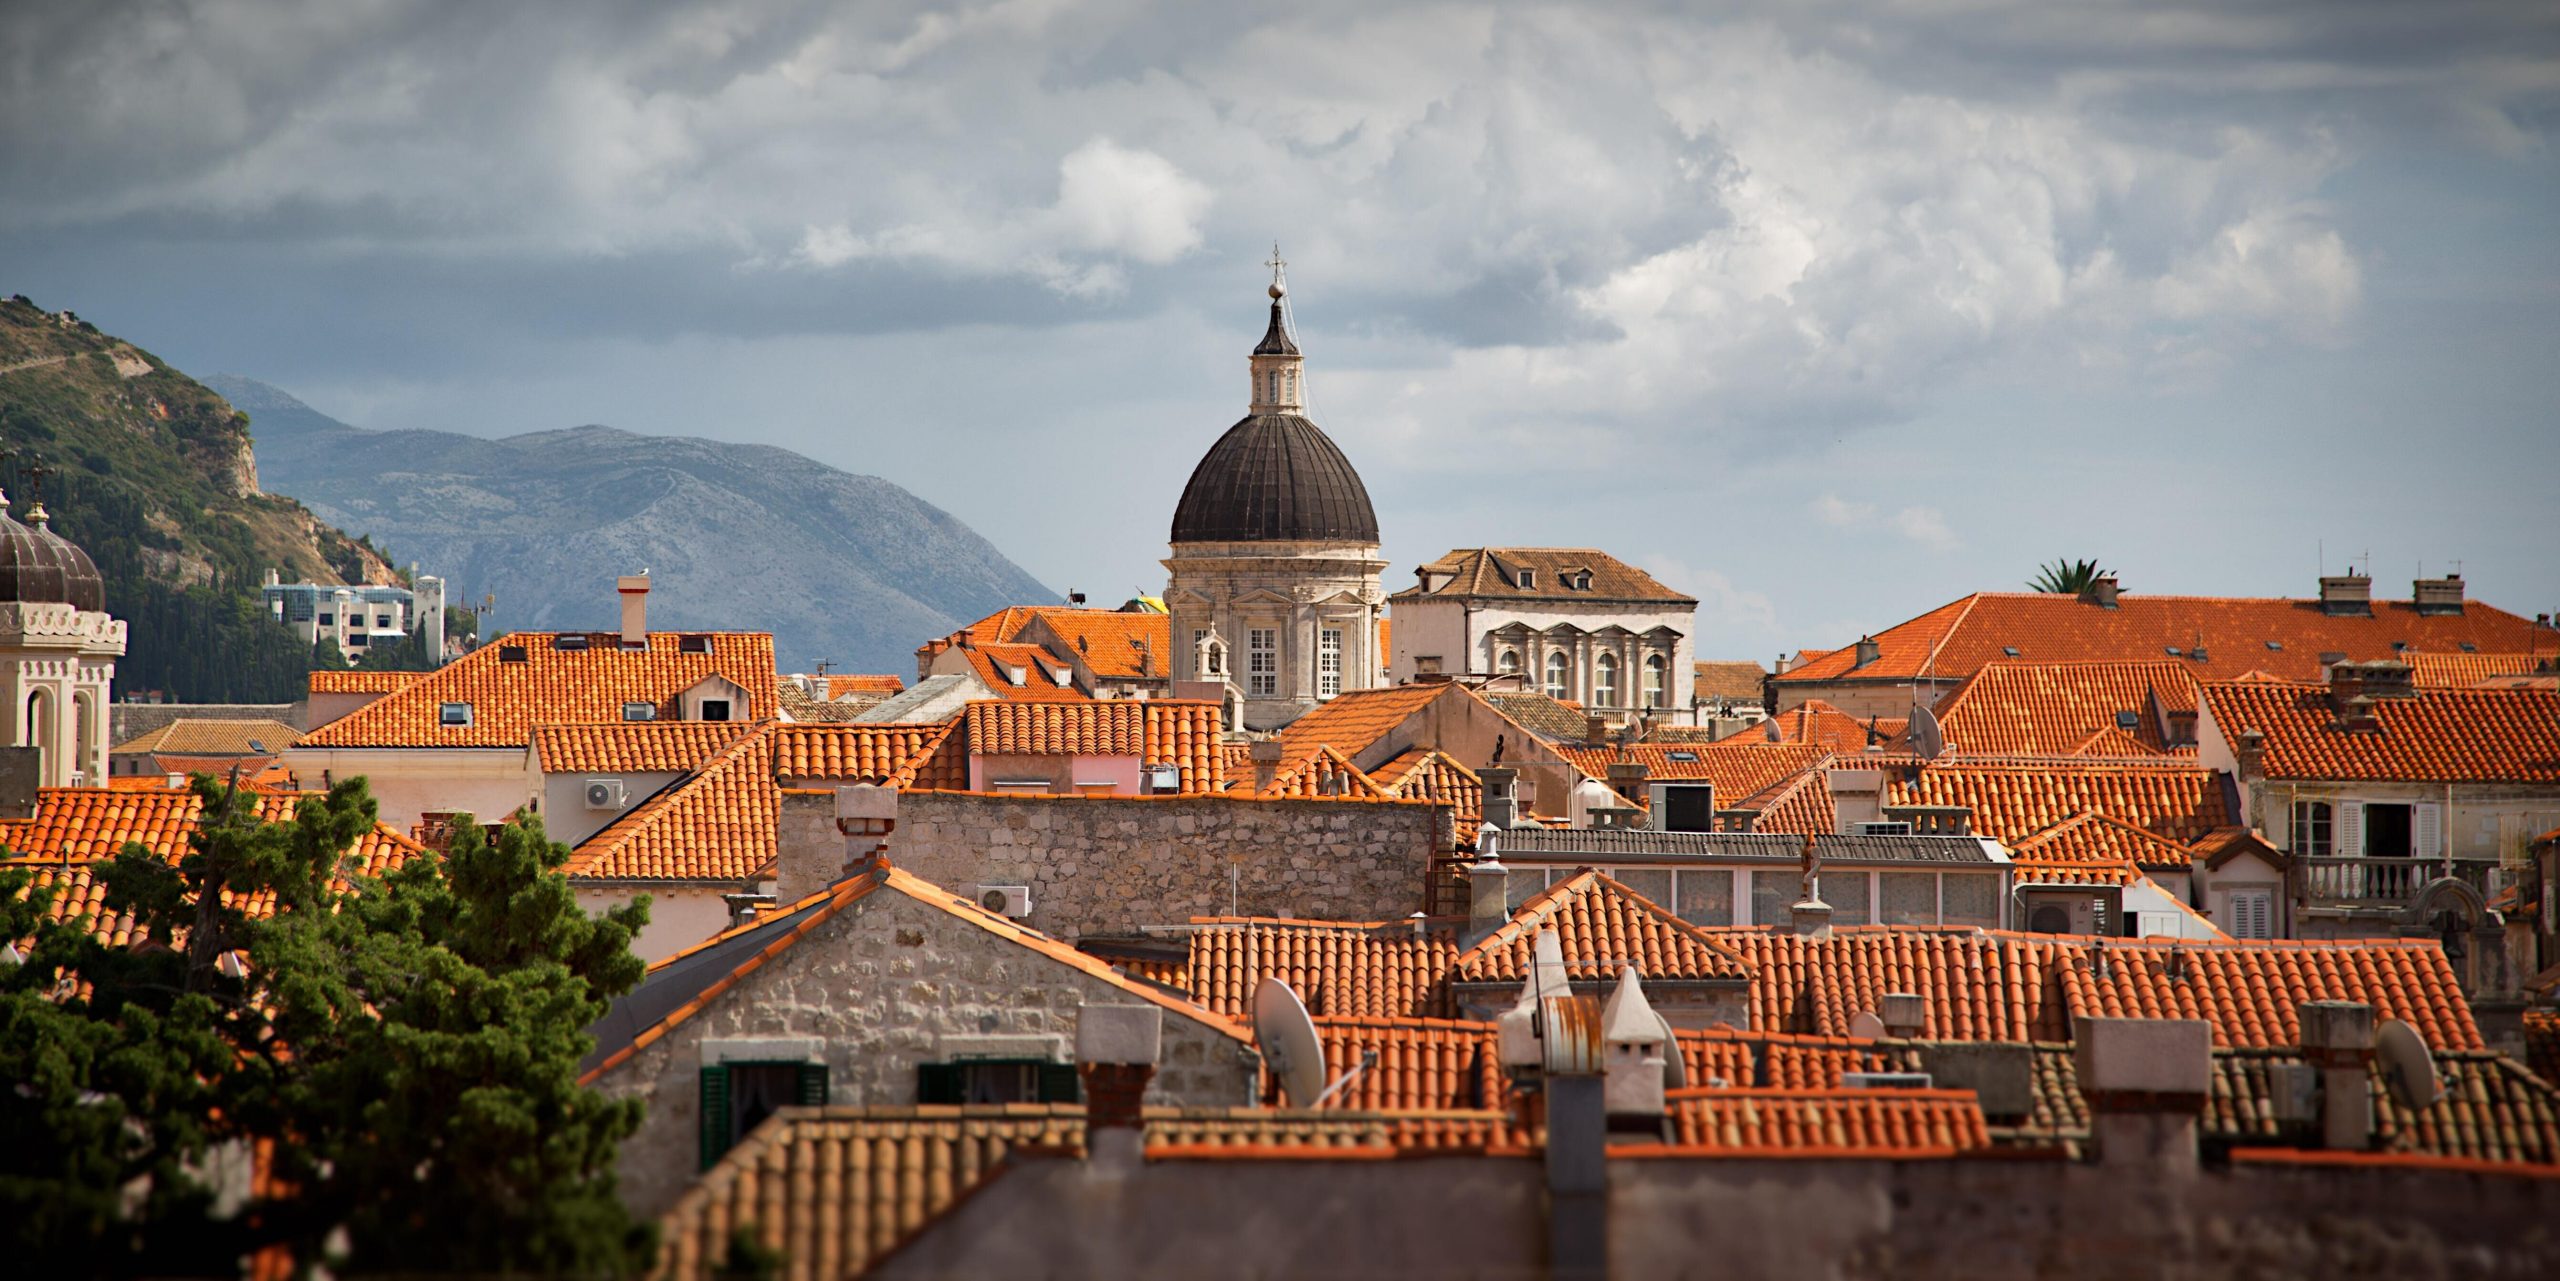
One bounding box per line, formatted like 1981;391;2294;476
2361;660;2416;699
1540;994;1609;1281
1852;635;1880;669
2074;1016;2211;1172
2079;575;2121;609
2412;574;2465;616
0;747;38;821
1879;992;1926;1039
1605;762;1649;802
2318;572;2372;617
1464;841;1510;950
1583;715;1609;747
1920;1043;2037;1124
2234;728;2265;779
1479;767;1520;831
1075;1005;1162;1173
616;574;650;648
2298;1000;2375;1151
1600;968;1669;1132
1249;740;1284;793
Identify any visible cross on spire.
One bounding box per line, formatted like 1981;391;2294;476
1266;243;1288;298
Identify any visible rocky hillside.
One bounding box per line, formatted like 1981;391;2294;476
221;377;1054;675
0;296;397;701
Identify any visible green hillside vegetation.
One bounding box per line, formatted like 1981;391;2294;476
0;295;397;702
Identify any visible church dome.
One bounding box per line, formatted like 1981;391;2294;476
1170;413;1379;544
0;497;106;612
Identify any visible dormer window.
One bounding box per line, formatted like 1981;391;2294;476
679;635;712;654
439;702;473;727
698;699;731;723
622;702;656;722
1519;569;1536;590
499;645;528;663
554;634;589;651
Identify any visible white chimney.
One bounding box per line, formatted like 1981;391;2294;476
617;574;650;648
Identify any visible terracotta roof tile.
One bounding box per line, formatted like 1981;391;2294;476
1310;1016;1504;1110
1660;1087;1992;1154
530;721;752;774
958;643;1090;701
563;730;777;882
1776;591;2551;687
305;669;422;695
1935;660;2200;757
1480;691;1590;743
1888;762;2228;844
1173;918;1457;1020
2525;1009;2558;1089
2215;1048;2559;1165
297;632;777;749
1389;548;1695;604
768;722;967;790
1019;610;1175;682
1248;744;1389;799
1757;700;1907;754
1453;871;1752;984
1273;684;1453;766
1710;928;2077;1042
2200;681;2560;782
110;718;304;757
1693;660;1769;704
2404;652;2557;687
826;674;905;698
962;701;1225;794
2011;811;2198;870
1554;742;1834;806
1734;767;1837;835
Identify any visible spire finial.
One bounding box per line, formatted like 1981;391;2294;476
23;457;50;526
1266;242;1287;299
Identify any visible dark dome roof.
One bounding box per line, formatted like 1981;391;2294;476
0;505;106;612
1170;414;1379;544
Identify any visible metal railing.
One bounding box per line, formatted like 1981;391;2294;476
2294;856;2493;908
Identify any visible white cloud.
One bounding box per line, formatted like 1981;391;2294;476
1809;493;1959;551
1890;506;1960;552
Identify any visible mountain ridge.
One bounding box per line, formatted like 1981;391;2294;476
216;375;1054;675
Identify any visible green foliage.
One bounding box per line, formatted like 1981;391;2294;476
715;1225;786;1281
2027;558;2109;594
0;778;655;1276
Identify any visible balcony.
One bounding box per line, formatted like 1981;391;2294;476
2294;856;2495;911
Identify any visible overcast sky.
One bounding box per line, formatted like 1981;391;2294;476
6;1;2556;662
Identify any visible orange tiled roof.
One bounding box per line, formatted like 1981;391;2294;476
2011;861;2141;887
2011;811;2197;870
2405;652;2555;688
1734;767;1836;835
1480;690;1591;743
135;756;291;788
826;674;906;698
1935;660;2200;757
1022;610;1175;682
1775;591;2551;687
1173;918;1457;1020
296;632;778;749
1368;749;1485;832
1888;762;2228;844
2213;1047;2560;1167
1554;741;1834;806
2058;938;2480;1049
1272;684;1454;767
1661;1086;1992;1155
1389;548;1695;604
529;721;752;774
768;721;968;790
1453;871;1751;984
1693;660;1769;704
961;700;1225;793
563;730;777;882
2200;681;2560;782
959;643;1090;701
2065;726;2166;758
1249;744;1389;799
306;669;422;695
1310;1015;1505;1110
1758;700;1908;754
110;718;304;757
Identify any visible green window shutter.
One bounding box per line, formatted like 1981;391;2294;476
795;1061;830;1107
698;1065;732;1171
916;1062;965;1104
1038;1062;1083;1104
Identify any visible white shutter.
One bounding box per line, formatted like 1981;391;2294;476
2336;800;2365;858
2413;803;2443;859
2231;890;2273;940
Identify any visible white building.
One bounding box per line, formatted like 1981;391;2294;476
0;491;123;788
262;570;446;665
1388;548;1696;725
1162;261;1386;731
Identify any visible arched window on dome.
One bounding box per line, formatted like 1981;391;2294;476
1544;652;1570;701
1594;653;1619;708
1497;649;1521;677
1644;655;1668;709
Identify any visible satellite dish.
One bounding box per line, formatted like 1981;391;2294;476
1655;1010;1686;1089
1849;1011;1888;1040
2375;1019;2442;1110
1252;977;1327;1108
1906;704;1945;760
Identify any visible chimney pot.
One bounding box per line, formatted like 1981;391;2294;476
616;574;650;648
2317;573;2372;617
1249;740;1285;793
2074;1017;2211;1169
1880;992;1926;1039
2080;575;2121;608
1077;1005;1162;1169
1852;636;1880;669
1464;850;1510;949
1479;766;1519;831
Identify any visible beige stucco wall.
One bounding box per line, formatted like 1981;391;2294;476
592;882;1259;1218
882;790;1446;939
576;885;737;965
280;746;535;831
1164;539;1386;730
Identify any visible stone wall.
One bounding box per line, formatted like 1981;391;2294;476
880;790;1449;939
593;879;1258;1217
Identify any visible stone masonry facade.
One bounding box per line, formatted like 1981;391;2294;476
872;790;1450;939
594;881;1258;1217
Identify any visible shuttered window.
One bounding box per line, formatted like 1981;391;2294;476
2413;803;2443;858
918;1060;1081;1104
700;1061;829;1171
2337;800;2365;859
2229;890;2274;940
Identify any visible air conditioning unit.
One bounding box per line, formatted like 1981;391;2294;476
976;885;1033;919
583;777;627;810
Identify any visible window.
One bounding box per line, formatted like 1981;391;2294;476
2290;801;2333;858
1750;870;1797;928
555;634;590;651
680;635;713;654
346;633;367;647
1879;873;1939;926
1614;868;1672;908
699;1061;827;1170
439;702;472;727
1518;569;1536;589
2228;890;2274;939
376;614;393;628
2002;646;2020;657
917;1059;1082;1106
2363;803;2412;858
699;699;732;723
1319;627;1343;698
2115;710;2140;731
499;645;528;663
317;612;335;626
1248;628;1278;698
1827;872;1871;926
1415;655;1442;675
1940;875;2000;927
1497;650;1521;676
1594;653;1619;707
1674;870;1732;926
1644;655;1668;708
622;702;656;722
1545;652;1570;700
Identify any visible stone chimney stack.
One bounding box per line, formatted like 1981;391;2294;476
1583;715;1609;747
1249;740;1284;793
779;784;897;905
2411;574;2465;616
2234;728;2265;780
616;574;650;649
2079;575;2121;609
1880;992;1926;1039
1852;635;1881;669
1465;840;1510;951
1075;1005;1162;1173
1480;767;1520;831
2075;1017;2211;1173
1605;762;1649;803
2318;571;2373;617
2298;1000;2376;1152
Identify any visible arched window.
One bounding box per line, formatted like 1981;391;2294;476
1644;655;1668;708
1594;653;1620;707
1204;641;1226;677
1545;652;1570;700
1497;649;1521;676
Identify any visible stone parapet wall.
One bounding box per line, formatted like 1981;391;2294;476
886;790;1449;938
